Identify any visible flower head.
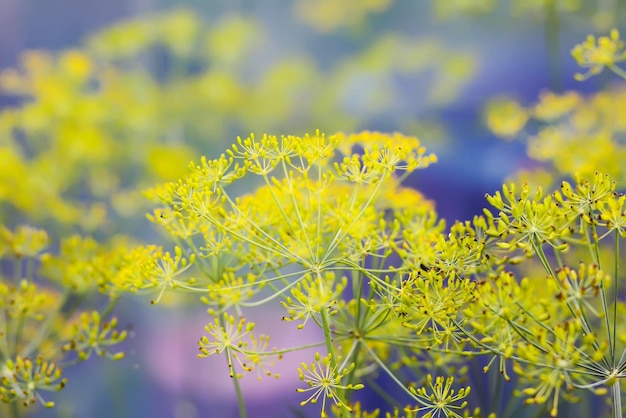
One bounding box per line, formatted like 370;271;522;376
572;29;626;80
198;313;279;379
407;374;471;418
297;352;364;417
0;356;66;408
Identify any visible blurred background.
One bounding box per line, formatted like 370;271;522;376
0;0;624;417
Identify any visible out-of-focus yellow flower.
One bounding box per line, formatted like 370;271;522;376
572;29;626;80
484;97;528;139
294;0;391;33
87;19;154;60
59;50;93;82
433;0;495;20
0;225;49;259
159;9;199;57
146;144;194;181
533;90;580;121
511;0;581;16
205;15;262;65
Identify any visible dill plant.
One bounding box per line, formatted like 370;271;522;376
133;127;626;418
0;226;130;417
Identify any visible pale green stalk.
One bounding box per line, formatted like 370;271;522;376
9;402;20;418
611;231;622;418
219;313;247;418
612;378;622;418
21;289;83;358
612;230;620;367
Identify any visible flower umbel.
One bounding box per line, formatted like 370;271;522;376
297;352;364;417
198;313;279;379
572;29;626;80
407;374;471;418
0;356;66;408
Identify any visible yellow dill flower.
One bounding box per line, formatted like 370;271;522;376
483;97;528;139
0;356;66;408
485;182;571;253
533;90;581;121
598;193;626;237
205;272;264;314
297;352;364;417
487;86;626;185
465;273;550;380
515;320;590;417
133;246;196;304
407;374;471;418
555;171;615;223
198;313;254;359
0;225;49;259
0;280;59;323
572;29;626;81
553;263;608;317
62;311;126;361
396;270;474;350
41;235;146;294
335;131;437;173
294;0;391;33
198;313;279;379
281;272;347;330
58;50;93;81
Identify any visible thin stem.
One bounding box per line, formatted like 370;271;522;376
588;223;614;367
9;402;20;418
219;312;247;418
611;377;622;418
360;342;427;407
612;230;620;367
229;351;248;418
532;237;609;368
22;290;83;358
317;272;350;416
101;295;120;319
544;0;562;92
609;64;626;80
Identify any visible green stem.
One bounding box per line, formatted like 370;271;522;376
612;377;622;418
101;295;120;319
588;224;614;368
230;359;247;418
613;230;620;367
13;257;22;283
360;342;428;407
609;64;626;81
532;237;609;368
544;0;562;92
21;290;82;358
9;402;20;418
316;271;351;416
219;311;247;418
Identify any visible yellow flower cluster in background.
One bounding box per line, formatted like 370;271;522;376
485;85;626;187
294;0;391;32
0;7;477;236
0;226;129;410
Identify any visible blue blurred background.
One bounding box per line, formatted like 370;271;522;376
1;0;624;417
